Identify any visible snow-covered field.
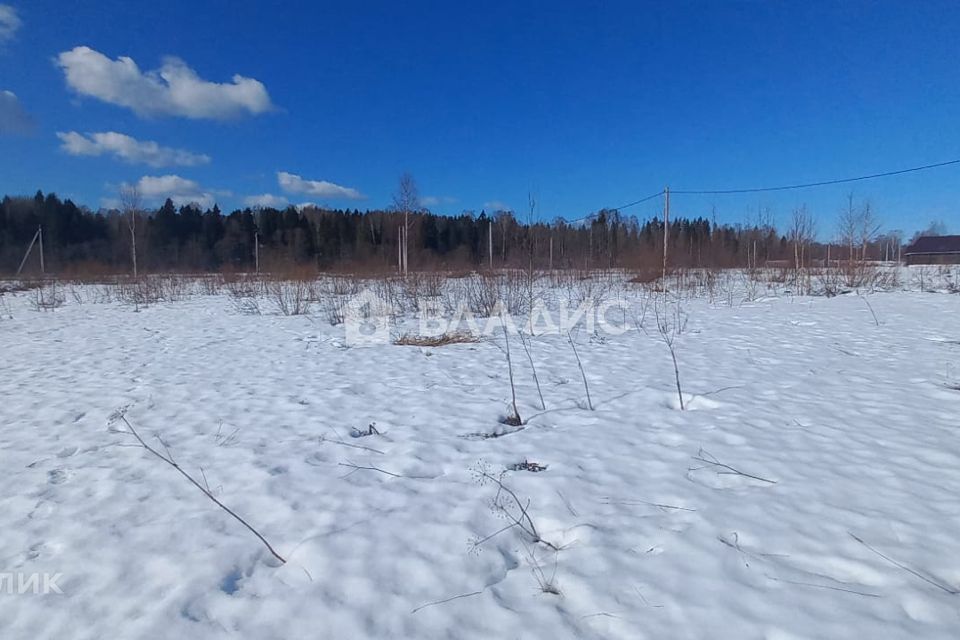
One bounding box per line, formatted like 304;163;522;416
2;274;960;639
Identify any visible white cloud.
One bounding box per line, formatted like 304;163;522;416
277;171;364;200
57;131;210;167
99;197;122;210
484;200;513;212
244;193;288;208
0;5;21;44
422;195;458;207
55;46;274;120
125;174;215;208
0;89;32;134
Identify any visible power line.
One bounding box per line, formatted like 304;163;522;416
561;189;665;225
611;189;665;210
672;158;960;195
562;157;959;225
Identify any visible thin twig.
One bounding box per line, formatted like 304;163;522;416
117;414;286;564
666;337;684;410
338;461;403;478
849;532;958;594
518;329;546;410
691;448;777;484
763;573;881;598
411;590;483;614
500;316;522;424
858;293;880;326
556;489;578;517
477;469;560;551
321;429;385;455
601;497;696;512
566;331;593;411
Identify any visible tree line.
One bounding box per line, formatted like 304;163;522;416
0;187;906;276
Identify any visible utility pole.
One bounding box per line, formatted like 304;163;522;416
488;220;493;270
549;234;554;271
401;212;409;276
130;213;137;279
254;232;260;275
16;226;42;276
38;225;45;275
662;186;670;284
402;223;408;275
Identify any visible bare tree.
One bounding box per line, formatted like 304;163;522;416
838;193;859;263
788;205;816;293
120;185;141;279
858;200;881;261
836;194;883;288
392;172;421;276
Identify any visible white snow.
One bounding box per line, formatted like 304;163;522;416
2;275;960;639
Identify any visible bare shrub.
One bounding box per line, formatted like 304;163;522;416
565;270;613;309
269;279;311;316
327;275;362;297
69;286;85;305
655;294;686;410
322;294;348;325
465;273;500;316
225;275;264;299
199;275;223;296
502;270;533;315
115;275;189;307
32;282;65;311
464;271;529;317
403;272;445;310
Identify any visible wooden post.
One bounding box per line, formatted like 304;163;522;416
38;225;45;275
130;213;138;279
16;226;41;276
488;220;493;269
402;211;409;276
254;231;260;275
662;187;670;284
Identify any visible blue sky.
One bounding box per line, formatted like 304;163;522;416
0;0;958;236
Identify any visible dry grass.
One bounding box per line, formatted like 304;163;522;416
393;331;479;347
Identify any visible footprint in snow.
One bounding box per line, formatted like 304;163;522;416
47;468;71;485
29;501;55;519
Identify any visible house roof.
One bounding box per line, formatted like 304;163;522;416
905;235;960;255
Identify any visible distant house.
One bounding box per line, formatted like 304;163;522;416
904;235;960;265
